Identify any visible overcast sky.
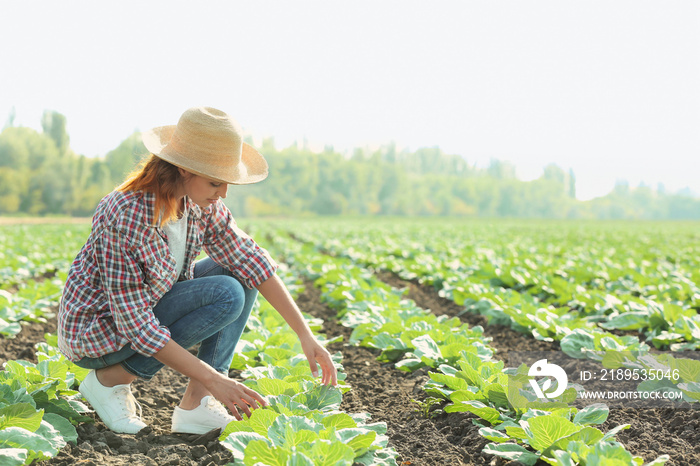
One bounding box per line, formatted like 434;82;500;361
1;1;698;200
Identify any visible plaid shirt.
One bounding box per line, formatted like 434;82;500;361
58;190;277;362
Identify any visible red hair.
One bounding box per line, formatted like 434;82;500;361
118;155;182;226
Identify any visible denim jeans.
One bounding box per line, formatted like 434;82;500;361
73;258;259;380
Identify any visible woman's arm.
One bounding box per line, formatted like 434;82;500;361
200;205;336;384
256;274;338;386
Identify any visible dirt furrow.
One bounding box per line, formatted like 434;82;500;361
0;318;57;366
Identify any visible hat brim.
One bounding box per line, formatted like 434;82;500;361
142;125;268;185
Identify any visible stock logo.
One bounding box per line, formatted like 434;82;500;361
528;359;568;399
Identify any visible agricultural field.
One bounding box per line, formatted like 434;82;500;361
1;218;699;465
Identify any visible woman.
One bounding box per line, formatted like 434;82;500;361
58;107;337;435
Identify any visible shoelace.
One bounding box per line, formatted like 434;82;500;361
113;385;143;421
204;397;233;420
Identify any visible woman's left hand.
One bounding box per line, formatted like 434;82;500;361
300;335;338;386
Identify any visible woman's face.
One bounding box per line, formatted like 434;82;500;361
179;169;228;209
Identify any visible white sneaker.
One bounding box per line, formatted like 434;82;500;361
171;396;235;434
79;370;147;434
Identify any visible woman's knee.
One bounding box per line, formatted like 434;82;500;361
207;275;246;317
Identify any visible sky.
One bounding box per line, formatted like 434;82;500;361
1;1;698;201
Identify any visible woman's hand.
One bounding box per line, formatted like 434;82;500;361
300;335;338;386
205;373;267;420
256;274;338;386
154;339;267;420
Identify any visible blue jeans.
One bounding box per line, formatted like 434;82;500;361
73;258;258;380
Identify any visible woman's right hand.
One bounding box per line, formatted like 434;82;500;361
154;339;268;420
206;373;267;420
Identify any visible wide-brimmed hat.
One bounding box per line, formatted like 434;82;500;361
142;107;268;185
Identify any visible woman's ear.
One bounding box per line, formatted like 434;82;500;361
178;167;189;178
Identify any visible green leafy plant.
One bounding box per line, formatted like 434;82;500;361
0;355;91;465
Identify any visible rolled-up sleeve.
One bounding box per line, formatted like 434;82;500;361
202;203;278;288
94;226;171;357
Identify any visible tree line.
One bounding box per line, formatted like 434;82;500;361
1;110;698;219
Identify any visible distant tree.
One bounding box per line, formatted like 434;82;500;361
104;132;148;185
0;127;30;168
568;168;576;199
543;164;566;184
0;167;22;213
487;159;516;179
41;110;69;156
614;179;629;195
2;106;15;130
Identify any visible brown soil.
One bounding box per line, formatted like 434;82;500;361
1;272;698;465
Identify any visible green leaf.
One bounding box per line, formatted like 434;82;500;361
220;432;268;461
411;335;442;361
674;357;700;383
429;372;470;391
483;442;539;465
244;439;289;466
0;403;43;432
504;426;528;440
33;392;92;424
0;318;22;337
560;329;595;359
267;415;323;448
42;413;78;445
0;426;58;461
0;385;34;407
288;451;316;466
601;424;630;442
549;449;576;466
585;440;636;464
441;342;470;360
573;403;609;426
355;448;399;466
338;428;377;452
255;378;297;397
444;400;501;425
367;333;407;352
247;408;279;437
483;383;509;408
546;426;604;453
566;440;592;460
320;413;357;430
292;384;342;411
645;454;671;465
219;419;254;440
527;415;581;452
357;421;388;436
37;359;69;381
678;382;700;402
394;358;423;372
600;312;649;331
478;427;511;443
0;448;27;466
259;347;297;365
308;440;355;465
291;428;321;446
33;420;67;455
450;389;481;403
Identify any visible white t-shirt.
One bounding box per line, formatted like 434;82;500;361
162;208;188;278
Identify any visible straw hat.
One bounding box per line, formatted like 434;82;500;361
142;107;268;185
